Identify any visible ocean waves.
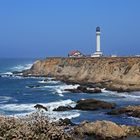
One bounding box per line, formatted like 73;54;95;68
0;58;140;125
0;99;80;121
0;96;17;104
0;99;76;112
101;89;140;102
28;79;80;97
0;62;33;78
10;64;32;71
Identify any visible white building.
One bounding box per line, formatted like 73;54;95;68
91;27;103;57
68;50;84;57
111;54;117;57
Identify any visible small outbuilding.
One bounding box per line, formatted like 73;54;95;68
68;50;84;57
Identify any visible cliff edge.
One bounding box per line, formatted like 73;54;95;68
23;57;140;91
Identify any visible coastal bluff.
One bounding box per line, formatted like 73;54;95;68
23;57;140;91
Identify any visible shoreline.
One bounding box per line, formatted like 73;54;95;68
2;57;139;139
21;57;140;92
0;113;140;140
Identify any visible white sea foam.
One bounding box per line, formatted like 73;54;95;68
54;90;64;97
127;116;140;121
53;84;79;97
1;99;79;121
102;89;140;101
0;73;24;79
11;64;32;71
0;96;16;103
2;72;13;75
0;104;35;112
117;93;140;101
46;111;80;122
0;99;76;112
14;111;80;122
33;83;79;96
101;88;112;93
0;63;33;78
46;99;76;111
53;89;64;96
38;80;48;84
0;72;13;77
38;80;60;84
52;84;79;97
47;77;56;80
36;84;79;90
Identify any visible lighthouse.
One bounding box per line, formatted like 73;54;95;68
91;26;103;57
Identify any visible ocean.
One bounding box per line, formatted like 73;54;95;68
0;58;140;126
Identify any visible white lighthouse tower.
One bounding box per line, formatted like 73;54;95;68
91;26;103;57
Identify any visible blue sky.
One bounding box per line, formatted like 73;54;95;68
0;0;140;58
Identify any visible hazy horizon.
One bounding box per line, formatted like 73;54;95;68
0;0;140;58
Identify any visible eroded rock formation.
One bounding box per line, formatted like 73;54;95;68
74;99;116;110
73;120;140;140
107;105;140;118
23;57;140;92
0;115;140;140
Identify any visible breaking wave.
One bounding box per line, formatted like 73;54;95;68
102;89;140;101
38;80;60;84
33;83;80;96
10;64;32;71
0;96;17;104
0;63;33;78
0;99;76;112
0;99;79;121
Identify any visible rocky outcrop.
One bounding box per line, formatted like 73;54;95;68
27;85;42;88
73;120;140;140
53;99;116;111
34;104;48;111
65;86;102;93
59;118;75;126
0;114;75;140
107;105;140;118
74;121;127;139
74;99;116;110
23;57;140;92
0;115;140;140
53;106;73;111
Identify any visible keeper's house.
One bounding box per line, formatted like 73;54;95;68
68;50;84;57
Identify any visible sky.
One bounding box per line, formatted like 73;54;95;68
0;0;140;58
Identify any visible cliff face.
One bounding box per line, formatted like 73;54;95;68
24;57;140;91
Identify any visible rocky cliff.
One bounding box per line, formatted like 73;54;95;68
23;57;140;91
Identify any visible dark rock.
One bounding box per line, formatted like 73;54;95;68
73;121;127;140
92;87;102;93
107;86;130;93
27;85;41;88
107;105;140;118
59;118;75;126
64;88;81;93
75;99;116;111
107;108;128;115
116;88;130;93
53;106;73;111
44;78;49;82
44;78;56;82
131;110;140;118
65;86;102;94
12;71;22;75
34;104;48;111
77;86;87;91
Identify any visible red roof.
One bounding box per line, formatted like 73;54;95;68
69;50;80;55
